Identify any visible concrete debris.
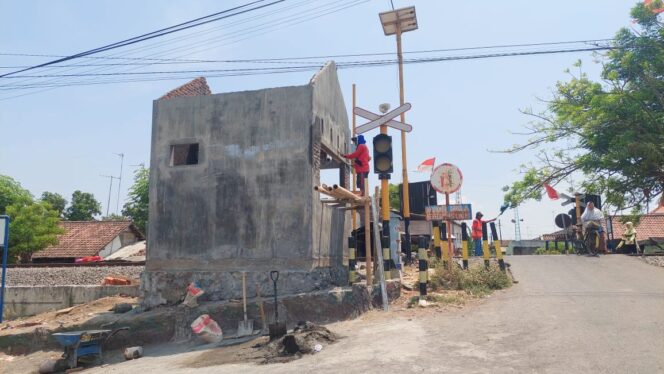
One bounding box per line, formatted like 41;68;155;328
123;346;144;360
643;255;664;267
7;266;143;286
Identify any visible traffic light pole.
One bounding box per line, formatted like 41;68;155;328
396;20;412;264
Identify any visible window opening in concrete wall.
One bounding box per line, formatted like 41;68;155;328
170;143;199;166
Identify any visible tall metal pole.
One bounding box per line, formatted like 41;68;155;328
115;153;124;215
396;20;412;261
0;216;10;323
445;193;453;269
101;175;117;217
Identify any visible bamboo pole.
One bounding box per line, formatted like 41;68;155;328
352;83;357;231
333;184;365;202
364;177;372;286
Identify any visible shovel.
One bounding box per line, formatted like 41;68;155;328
268;270;287;339
237;272;254;337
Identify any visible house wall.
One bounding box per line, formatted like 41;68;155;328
142;63;350;307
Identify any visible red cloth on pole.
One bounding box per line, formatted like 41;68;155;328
544;183;559;200
417;157;435;173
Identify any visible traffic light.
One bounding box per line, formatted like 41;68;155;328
373;134;393;177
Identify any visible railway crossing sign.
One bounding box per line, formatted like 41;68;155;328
430;163;463;194
354;103;413;134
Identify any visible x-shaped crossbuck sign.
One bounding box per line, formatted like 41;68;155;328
354;103;413;134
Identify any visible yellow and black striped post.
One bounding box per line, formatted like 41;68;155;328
418;236;428;298
461;222;469;270
382;235;392;280
482;222;490;269
440;222;450;268
432;221;442;259
348;236;357;283
490;222;505;271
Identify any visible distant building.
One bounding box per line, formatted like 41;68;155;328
31;221;144;263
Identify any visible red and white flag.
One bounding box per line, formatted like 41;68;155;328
416;157;436;173
543;183;559;200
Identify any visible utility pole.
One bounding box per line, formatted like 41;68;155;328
498;219;503;241
101;175;118;217
512;207;523;241
380;6;418;260
114;153;124;215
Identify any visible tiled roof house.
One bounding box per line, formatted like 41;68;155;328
32;221;144;263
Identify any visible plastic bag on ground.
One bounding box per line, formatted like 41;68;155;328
191;314;223;344
182;282;204;307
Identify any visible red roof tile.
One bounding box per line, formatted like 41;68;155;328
159;77;211;100
611;214;664;241
32;221;144;259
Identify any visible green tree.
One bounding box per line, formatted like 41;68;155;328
389;184;401;211
503;2;664;211
0;175;32;214
40;192;67;217
122;166;149;234
6;201;64;263
65;190;101;221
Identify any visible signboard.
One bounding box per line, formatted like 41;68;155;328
425;204;472;221
0;217;5;246
354;103;413;134
430;163;463;194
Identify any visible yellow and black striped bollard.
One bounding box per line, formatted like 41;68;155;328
461;222;469;270
490;222;505;271
440;222;450;268
432;221;442;259
482;222;490;269
348;236;357;284
382;235;392;280
418;236;428;299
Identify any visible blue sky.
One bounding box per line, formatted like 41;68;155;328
0;1;638;238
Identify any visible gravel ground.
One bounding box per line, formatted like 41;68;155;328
6;266;144;286
643;255;664;267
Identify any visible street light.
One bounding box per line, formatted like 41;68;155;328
379;6;418;253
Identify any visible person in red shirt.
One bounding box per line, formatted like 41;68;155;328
472;212;495;256
343;135;371;196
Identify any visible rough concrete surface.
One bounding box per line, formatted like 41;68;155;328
79;255;663;374
144;62;351;306
6;266;143;286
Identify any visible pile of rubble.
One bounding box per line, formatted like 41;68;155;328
642;255;664;268
258;321;338;364
6;266;144;286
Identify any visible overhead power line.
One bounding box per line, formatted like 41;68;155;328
0;46;613;91
0;0;284;78
0;38;614;67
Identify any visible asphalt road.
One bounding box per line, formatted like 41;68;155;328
88;255;664;374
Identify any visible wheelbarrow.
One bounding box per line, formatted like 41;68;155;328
50;327;129;370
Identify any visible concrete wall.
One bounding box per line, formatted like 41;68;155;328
3;285;139;319
143;62;351;307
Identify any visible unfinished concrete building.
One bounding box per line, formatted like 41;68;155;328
142;62;352;307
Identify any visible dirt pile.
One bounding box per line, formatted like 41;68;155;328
259;321;337;363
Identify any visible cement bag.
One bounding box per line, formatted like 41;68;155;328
191;314;223;343
182;282;204;307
